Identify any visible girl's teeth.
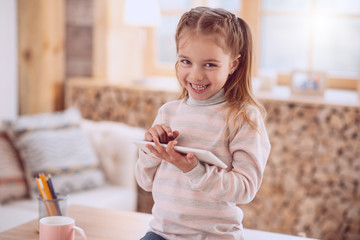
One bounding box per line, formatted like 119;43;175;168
191;83;207;90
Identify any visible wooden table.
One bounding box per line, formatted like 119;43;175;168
0;205;152;240
0;205;318;240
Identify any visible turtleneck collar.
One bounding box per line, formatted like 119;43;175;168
187;88;226;106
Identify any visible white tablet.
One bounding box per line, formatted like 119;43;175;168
132;139;227;169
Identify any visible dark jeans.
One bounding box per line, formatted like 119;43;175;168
140;231;167;240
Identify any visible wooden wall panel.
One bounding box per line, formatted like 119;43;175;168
241;0;261;77
18;0;65;115
66;0;93;77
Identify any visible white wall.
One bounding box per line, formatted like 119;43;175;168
0;0;17;120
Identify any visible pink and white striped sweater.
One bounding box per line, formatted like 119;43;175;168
135;90;271;240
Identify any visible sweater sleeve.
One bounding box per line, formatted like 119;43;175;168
134;109;163;192
185;109;271;204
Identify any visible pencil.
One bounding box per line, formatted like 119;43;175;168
35;177;52;216
47;175;62;215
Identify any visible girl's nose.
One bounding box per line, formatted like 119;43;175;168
189;67;204;82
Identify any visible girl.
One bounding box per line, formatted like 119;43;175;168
136;7;271;240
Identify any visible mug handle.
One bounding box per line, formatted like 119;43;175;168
73;226;87;240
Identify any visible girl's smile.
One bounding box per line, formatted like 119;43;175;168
190;83;208;92
177;33;239;101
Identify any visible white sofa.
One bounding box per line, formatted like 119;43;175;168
0;119;146;232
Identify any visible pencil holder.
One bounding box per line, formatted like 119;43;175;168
38;193;68;218
38;193;68;229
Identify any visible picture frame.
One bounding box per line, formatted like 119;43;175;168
291;70;326;96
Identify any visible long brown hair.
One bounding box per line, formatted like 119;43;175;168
175;7;266;138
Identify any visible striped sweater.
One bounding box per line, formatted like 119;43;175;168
135;89;271;240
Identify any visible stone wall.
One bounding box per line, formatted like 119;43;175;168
66;79;360;240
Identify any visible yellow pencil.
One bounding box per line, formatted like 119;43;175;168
35;177;52;216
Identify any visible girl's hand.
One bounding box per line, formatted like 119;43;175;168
144;124;179;144
147;137;198;173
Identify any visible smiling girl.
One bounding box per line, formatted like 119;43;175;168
136;7;271;240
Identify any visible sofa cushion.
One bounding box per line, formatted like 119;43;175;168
67;185;137;211
4;108;105;197
0;128;28;203
81;120;146;188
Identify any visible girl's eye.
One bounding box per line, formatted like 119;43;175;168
180;60;191;65
205;63;217;68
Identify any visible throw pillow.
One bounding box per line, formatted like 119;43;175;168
0;128;28;203
5;108;105;197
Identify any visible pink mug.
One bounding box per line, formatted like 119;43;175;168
39;216;87;240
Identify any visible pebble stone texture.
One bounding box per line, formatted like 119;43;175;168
66;80;360;240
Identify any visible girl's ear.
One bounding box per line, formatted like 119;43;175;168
230;54;241;74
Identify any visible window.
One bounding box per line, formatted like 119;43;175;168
260;0;360;89
146;0;360;90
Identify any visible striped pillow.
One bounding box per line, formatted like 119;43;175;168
0;130;28;203
5;108;105;197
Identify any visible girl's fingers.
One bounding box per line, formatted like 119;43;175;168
146;144;156;153
145;124;179;143
145;128;156;142
153;136;166;155
146;125;166;142
155;127;168;143
171;130;180;140
144;131;153;141
153;136;161;146
186;152;195;160
146;140;163;157
161;124;174;138
149;138;197;172
165;141;178;156
166;140;177;152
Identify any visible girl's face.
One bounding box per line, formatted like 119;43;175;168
177;33;239;101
